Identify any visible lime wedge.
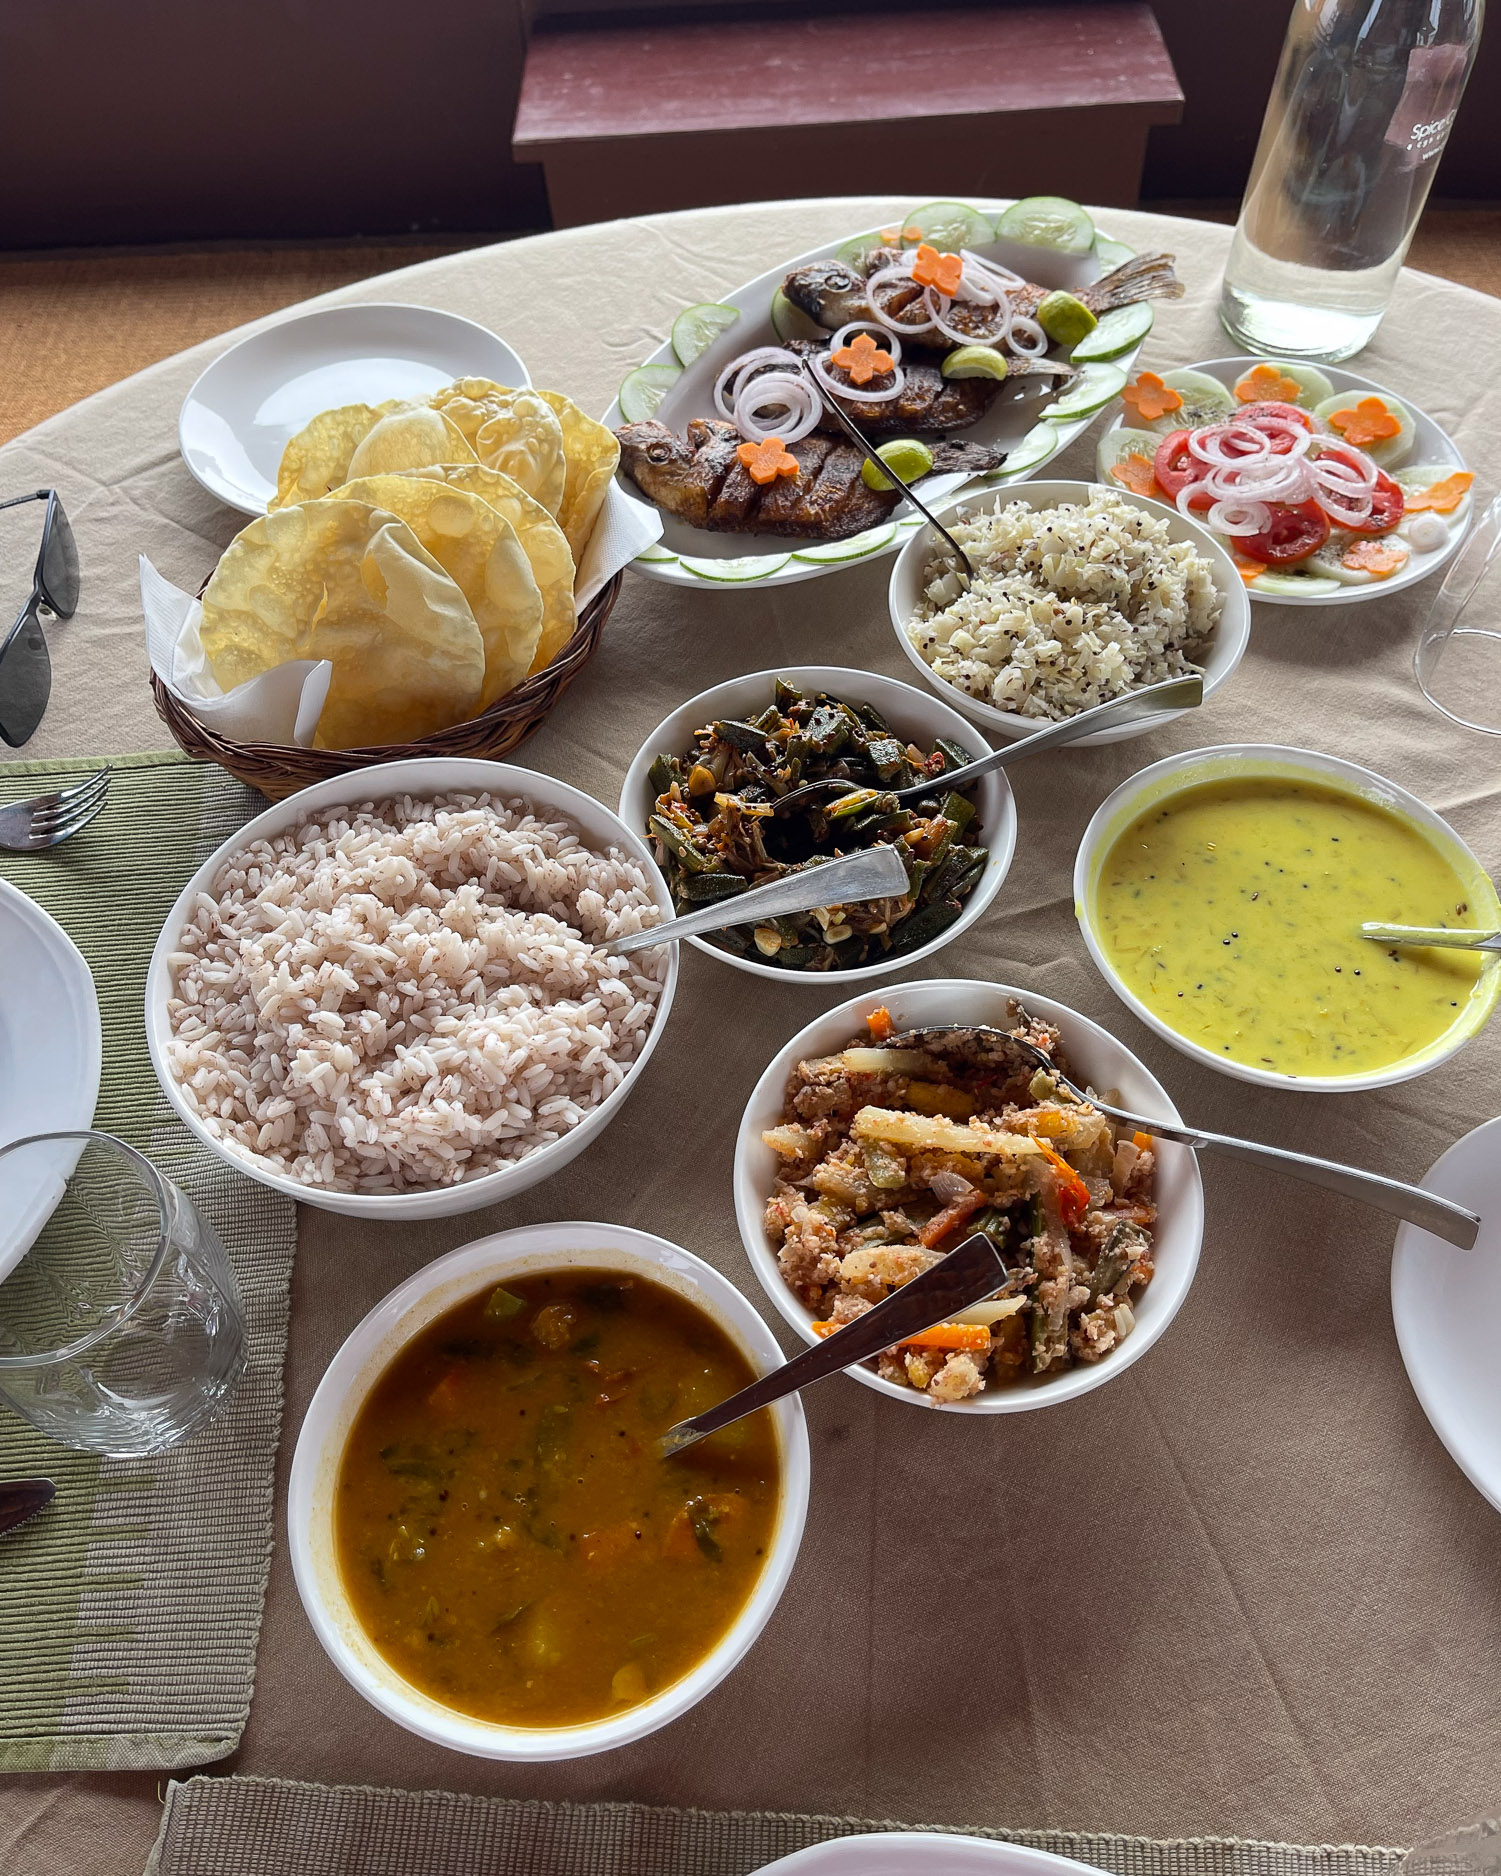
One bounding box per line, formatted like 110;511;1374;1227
994;196;1095;256
679;552;792;583
1071;301;1153;362
618;363;682;423
770;287;828;344
1036;290;1098;349
634;542;679;564
941;345;1009;382
792;522;898;562
986;422;1059;479
861;439;935;492
902;201;995;252
1092;234;1137;271
671;303;740;367
1040;362;1129;423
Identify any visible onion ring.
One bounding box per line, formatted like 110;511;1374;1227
829;322;903;364
810;349;908;406
1006;313;1049;357
867;265;938;334
714;346;803;421
1208;498;1273;536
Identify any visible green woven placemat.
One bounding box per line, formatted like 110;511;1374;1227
143;1779;1408;1876
0;753;297;1772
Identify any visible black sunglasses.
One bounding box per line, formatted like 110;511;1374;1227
0;490;79;748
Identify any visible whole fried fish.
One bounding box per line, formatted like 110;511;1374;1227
783;339;1032;439
615;418;1008;541
782;249;1184;352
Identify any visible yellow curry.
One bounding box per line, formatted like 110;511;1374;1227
336;1268;780;1728
1092;774;1494;1078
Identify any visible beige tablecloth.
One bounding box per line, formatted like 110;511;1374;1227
2;200;1498;1876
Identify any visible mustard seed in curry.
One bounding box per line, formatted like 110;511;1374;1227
336;1269;780;1728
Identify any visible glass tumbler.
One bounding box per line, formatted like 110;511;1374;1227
1414;491;1501;735
0;1132;246;1457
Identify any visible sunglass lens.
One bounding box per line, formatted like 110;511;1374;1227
39;499;79;617
0;608;52;747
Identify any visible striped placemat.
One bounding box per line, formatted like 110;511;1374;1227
143;1778;1410;1876
0;752;296;1772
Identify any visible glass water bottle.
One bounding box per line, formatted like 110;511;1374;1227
1220;0;1483;361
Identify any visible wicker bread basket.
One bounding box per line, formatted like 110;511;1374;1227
151;573;622;801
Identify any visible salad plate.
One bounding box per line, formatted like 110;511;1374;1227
603;198;1168;589
1095;355;1472;605
179;303;530;516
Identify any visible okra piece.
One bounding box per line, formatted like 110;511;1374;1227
886;892;965;954
649;814;712;871
935;737;973;771
851;698;891;734
647;754;674;796
713;717;774;754
679;870;752;904
866;735;906;780
774;676;801;711
941;790;976;831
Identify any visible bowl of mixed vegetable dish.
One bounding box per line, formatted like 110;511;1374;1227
620;668;1017;983
734;977;1204;1413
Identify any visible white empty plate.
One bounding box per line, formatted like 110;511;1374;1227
0;878;102;1278
1392;1115;1501;1514
758;1836;1111;1875
179;302;530;515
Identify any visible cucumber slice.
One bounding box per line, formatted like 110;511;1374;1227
1071;301;1153;363
1305;533;1376;585
1137;369;1238;438
770;287;828;345
1092;233;1137;271
1096;425;1163;487
1313;389;1416;469
618;363;682;423
1249;568;1343;598
834;229;891;273
671;302;740;366
678;552;791;583
1229;358;1333;408
1395;464;1473;540
1040;362;1128;423
791;522;898;562
634;541;679;564
903;201;995;253
994;195;1095;256
985;421;1059;479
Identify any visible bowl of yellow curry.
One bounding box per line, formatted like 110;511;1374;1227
288;1221;810;1760
1075;745;1501;1091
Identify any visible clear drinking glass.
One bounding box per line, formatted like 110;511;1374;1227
1415;490;1501;733
0;1132;246;1457
1220;0;1483;361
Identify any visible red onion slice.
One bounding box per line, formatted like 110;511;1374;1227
1188;423;1271;466
714;346;804;421
734;370;822;444
1007;313;1049;357
1208;498;1272;536
867;265;938;335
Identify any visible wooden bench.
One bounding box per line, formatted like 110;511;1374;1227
513;3;1184;227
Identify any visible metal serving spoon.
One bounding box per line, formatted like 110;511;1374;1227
772;674;1204;816
888;1023;1481;1250
605;841;909;957
658;1233;1006;1458
1359;923;1501;953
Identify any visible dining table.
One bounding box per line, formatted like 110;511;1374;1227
1;196;1499;1876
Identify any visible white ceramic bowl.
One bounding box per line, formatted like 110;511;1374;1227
145;757;678;1220
887;479;1252;746
733;976;1204;1413
619;666;1017;987
1074;743;1501;1093
288;1220;811;1760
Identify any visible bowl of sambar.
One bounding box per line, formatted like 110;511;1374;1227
1074;744;1501;1092
288;1221;810;1759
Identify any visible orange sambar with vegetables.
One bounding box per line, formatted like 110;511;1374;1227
335;1268;780;1728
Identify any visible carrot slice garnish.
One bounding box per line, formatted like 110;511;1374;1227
910;243;963;297
1232;551;1269;585
811;1319;993;1353
1342;537;1409;577
1328;396;1401;448
1121;371;1183;423
736;435;799;485
1405;470;1474;513
1038;1142;1091;1228
866;1004;894;1043
879;223;924;245
1109;453;1161;498
1234;362;1304;405
830;330;896;387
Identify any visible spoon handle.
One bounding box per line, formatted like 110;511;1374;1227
606;842;910;957
658;1233;1008;1457
896;673;1203;800
1360;923;1501;951
1093;1099;1480;1249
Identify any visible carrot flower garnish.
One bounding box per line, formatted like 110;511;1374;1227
1234;362;1304;405
1405;470;1473;513
1342;537;1409;577
910;243;963;297
1328;396;1401;448
880;223;923;245
736;435;799;486
1121;371;1183;423
830;330;896;387
1109;452;1160;497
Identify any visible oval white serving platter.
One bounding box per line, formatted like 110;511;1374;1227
1094;355;1471;606
179;303;530;516
603;203;1157;589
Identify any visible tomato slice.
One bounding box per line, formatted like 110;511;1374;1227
1152;429;1212;508
1312;443;1404;533
1238;401;1317;453
1239;498;1331;564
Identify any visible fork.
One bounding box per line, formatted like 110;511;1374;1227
0;767;110;852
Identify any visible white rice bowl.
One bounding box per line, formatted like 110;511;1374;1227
163;792;668;1196
906;488;1222;721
